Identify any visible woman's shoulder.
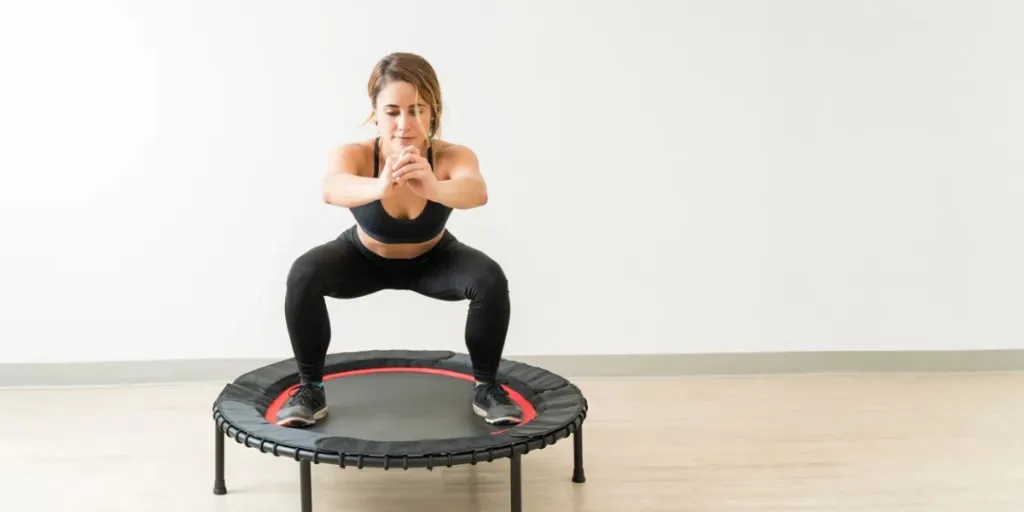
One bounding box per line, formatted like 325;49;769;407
431;139;477;162
430;140;479;178
335;138;377;157
328;139;376;177
431;138;465;151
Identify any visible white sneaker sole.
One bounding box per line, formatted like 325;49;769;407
276;407;328;428
473;403;523;425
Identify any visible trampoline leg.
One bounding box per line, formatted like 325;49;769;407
510;452;522;512
213;422;227;495
299;460;312;512
572;426;586;483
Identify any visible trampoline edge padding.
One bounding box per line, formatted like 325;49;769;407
212;350;588;469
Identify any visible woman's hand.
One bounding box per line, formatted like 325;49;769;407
376;154;402;199
392;147;438;200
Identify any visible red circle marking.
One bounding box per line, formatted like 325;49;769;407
264;367;538;429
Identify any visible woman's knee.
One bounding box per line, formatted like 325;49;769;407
286;253;317;292
286;247;334;294
466;257;509;300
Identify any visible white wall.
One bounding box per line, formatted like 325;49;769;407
1;1;1021;363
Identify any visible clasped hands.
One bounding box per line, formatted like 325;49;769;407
378;146;437;200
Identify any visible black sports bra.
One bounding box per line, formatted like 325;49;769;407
349;138;453;244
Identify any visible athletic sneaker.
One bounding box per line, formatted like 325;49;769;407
275;383;328;427
472;382;523;425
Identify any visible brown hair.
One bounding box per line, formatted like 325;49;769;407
366;52;443;140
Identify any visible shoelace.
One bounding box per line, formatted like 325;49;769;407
483;383;514;406
287;383;319;403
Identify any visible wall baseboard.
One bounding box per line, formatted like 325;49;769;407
2;349;1023;388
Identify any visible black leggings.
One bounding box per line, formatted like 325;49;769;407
284;225;510;384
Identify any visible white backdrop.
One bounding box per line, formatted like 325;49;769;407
0;0;1021;363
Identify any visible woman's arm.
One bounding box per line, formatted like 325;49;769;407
433;145;488;209
321;144;386;208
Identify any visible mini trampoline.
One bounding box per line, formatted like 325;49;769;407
212;350;588;511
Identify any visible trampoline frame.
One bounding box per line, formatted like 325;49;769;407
210;350;588;511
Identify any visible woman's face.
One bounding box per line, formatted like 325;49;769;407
374;80;432;152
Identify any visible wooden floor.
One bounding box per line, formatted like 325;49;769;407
2;373;1023;511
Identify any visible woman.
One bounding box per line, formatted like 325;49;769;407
275;52;523;428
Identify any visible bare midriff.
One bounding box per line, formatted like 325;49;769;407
356;225;445;259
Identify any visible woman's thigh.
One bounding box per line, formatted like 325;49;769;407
286;234;391;299
407;239;509;302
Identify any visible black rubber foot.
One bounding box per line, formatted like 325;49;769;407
572;469;586;483
213;482;227;495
